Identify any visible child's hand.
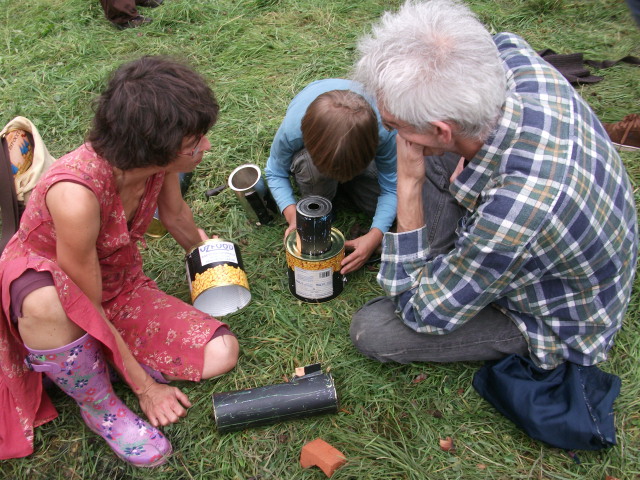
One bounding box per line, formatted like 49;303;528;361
283;204;297;241
341;229;383;274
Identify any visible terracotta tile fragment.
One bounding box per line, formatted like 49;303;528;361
300;438;346;477
439;436;455;452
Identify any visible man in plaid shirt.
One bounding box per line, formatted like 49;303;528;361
350;0;638;370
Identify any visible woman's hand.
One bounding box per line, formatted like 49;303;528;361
137;380;192;427
342;228;383;274
197;228;209;242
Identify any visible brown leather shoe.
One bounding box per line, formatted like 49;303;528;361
603;114;640;152
115;15;153;30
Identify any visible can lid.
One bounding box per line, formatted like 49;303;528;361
286;228;344;260
296;195;332;219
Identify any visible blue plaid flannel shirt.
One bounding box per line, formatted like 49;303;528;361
378;33;638;369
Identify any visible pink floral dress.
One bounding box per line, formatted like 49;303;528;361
0;144;228;459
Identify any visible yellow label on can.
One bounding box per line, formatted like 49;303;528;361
285;228;345;272
285;251;343;272
190;264;249;303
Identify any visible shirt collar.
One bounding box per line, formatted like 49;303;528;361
451;91;523;211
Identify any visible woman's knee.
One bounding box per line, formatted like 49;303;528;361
20;285;63;320
201;334;239;379
19;286;85;349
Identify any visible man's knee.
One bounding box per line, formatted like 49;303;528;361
350;297;397;362
350;308;372;353
350;317;394;363
201;334;240;379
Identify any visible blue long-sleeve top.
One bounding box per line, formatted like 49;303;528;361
264;79;397;233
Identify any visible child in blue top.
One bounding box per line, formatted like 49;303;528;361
265;79;397;274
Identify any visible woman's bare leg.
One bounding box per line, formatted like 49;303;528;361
18;285;85;349
201;334;239;379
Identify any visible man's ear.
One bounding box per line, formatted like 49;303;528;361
431;121;454;145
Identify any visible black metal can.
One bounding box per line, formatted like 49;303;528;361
295;196;333;255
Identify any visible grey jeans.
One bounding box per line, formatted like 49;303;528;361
350;153;529;363
291;149;380;218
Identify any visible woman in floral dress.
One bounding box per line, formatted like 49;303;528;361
0;56;239;466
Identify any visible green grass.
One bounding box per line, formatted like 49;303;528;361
1;0;639;478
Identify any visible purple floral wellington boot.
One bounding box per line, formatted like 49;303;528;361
25;333;172;467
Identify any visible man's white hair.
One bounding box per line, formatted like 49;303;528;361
353;0;506;140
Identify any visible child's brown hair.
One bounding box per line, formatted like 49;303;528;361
301;90;378;182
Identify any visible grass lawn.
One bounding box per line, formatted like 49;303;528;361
1;0;639;478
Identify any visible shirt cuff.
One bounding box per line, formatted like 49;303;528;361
382;226;429;260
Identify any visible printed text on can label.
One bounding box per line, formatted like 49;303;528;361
199;242;238;265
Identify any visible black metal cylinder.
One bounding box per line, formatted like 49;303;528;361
228;163;276;225
212;372;338;433
295;196;333;255
244;190;273;225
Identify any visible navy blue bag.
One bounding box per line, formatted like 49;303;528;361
472;354;620;450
